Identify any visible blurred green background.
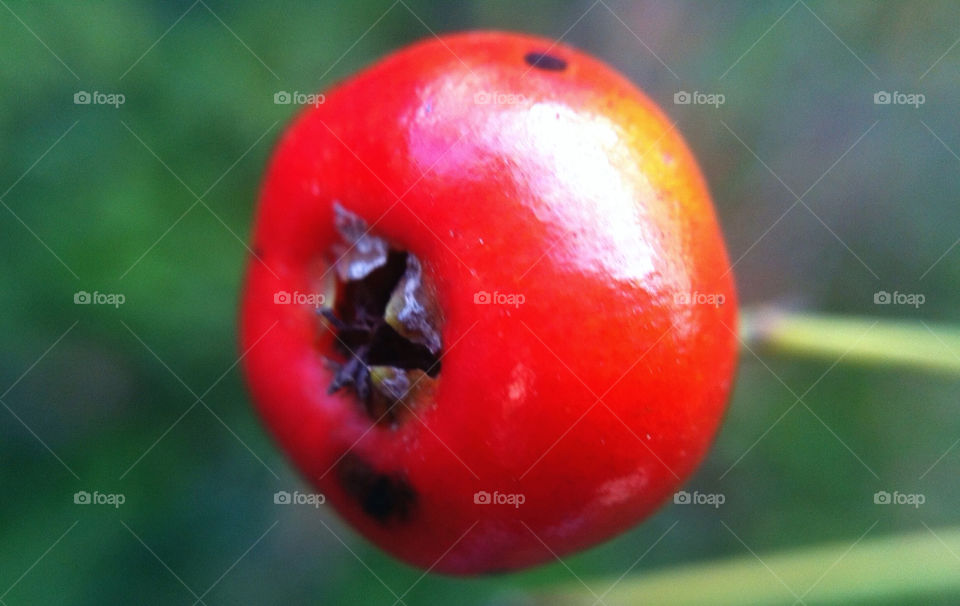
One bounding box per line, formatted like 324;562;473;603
2;1;959;604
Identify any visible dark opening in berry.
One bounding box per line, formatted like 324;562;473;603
320;203;442;425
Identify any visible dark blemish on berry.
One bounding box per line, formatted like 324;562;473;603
525;51;567;71
337;453;416;524
252;246;264;258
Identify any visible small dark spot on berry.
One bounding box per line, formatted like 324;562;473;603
337;453;416;524
252;246;264;258
525;51;567;71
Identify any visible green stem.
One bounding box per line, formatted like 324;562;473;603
741;307;960;373
529;527;960;605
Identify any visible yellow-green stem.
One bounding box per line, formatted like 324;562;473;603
527;526;960;605
741;307;960;373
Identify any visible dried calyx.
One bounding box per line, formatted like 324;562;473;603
321;203;442;424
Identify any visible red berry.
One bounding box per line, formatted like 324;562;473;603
241;31;737;574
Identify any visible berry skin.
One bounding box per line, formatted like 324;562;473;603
241;31;737;575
